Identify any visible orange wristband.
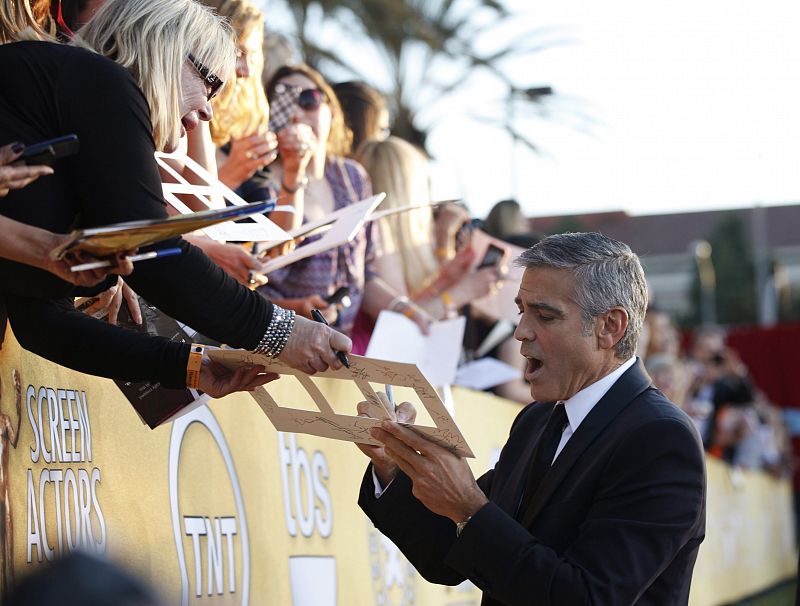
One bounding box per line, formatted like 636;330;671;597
186;343;205;389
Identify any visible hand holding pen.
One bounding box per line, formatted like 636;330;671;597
310;308;350;368
277;314;352;375
354;389;418;487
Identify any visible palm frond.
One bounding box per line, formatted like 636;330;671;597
278;0;573;155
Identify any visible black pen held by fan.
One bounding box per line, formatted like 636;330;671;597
310;308;350;369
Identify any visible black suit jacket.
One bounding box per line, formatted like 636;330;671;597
359;360;706;606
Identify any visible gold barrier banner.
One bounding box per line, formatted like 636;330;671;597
0;328;794;605
690;458;796;605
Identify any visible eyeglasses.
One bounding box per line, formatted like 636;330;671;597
187;54;224;101
274;82;326;111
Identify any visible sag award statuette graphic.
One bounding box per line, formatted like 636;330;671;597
367;520;416;606
0;370;21;597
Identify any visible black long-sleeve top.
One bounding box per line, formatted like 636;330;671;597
0;41;274;387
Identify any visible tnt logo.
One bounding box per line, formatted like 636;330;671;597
183;516;238;597
169;407;250;605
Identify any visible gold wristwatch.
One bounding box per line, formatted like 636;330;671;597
455;516;472;537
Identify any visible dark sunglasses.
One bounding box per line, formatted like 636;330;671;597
274;82;326;111
187;54;224;101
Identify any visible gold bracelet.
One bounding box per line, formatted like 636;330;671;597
440;290;456;319
440;290;454;308
435;247;449;259
186;343;205;389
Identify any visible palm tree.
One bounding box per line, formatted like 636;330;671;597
266;0;563;153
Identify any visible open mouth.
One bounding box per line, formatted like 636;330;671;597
525;357;543;379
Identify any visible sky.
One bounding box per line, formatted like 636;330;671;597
259;0;800;219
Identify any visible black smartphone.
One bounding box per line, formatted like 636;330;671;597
326;286;351;308
478;243;505;269
20;134;80;166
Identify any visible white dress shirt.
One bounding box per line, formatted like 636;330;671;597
552;356;636;462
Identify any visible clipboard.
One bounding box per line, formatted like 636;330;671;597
50;199;285;259
259;193;385;274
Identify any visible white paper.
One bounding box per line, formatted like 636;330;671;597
155;151;290;245
366;198;460;222
455;357;523;391
260;193;386;274
366;311;466;387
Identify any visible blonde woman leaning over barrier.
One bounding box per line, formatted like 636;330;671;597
0;0;132;286
356;136;504;321
0;0;350;400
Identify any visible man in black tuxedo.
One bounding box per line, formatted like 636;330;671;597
357;232;706;606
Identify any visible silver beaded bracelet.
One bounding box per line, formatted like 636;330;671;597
253;305;296;358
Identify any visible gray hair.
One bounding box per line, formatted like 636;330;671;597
515;232;648;359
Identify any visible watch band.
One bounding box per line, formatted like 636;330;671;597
281;175;308;194
455;516;472;537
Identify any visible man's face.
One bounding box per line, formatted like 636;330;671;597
514;267;611;402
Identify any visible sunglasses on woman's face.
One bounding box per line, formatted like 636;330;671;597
273;82;326;111
187;54;224;101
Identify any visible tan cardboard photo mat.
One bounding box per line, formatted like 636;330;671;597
208;349;474;458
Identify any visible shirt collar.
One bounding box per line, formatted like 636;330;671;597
561;356;637;433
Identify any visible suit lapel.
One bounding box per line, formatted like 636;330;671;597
492;403;555;515
519;360;653;528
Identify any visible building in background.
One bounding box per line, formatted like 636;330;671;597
529;203;800;326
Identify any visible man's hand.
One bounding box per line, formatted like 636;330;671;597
278;314;352;374
355;393;417;486
370;420;488;523
198;355;278;398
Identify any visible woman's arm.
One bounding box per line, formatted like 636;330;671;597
0;216;132;287
0;142;53;197
6;294;191;387
269;124;315;231
5;293;277;398
414;266;502;321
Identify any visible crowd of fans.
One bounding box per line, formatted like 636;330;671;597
640;313;792;477
0;0;790;466
0;0;508;388
0;0;792;469
0;0;796;600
